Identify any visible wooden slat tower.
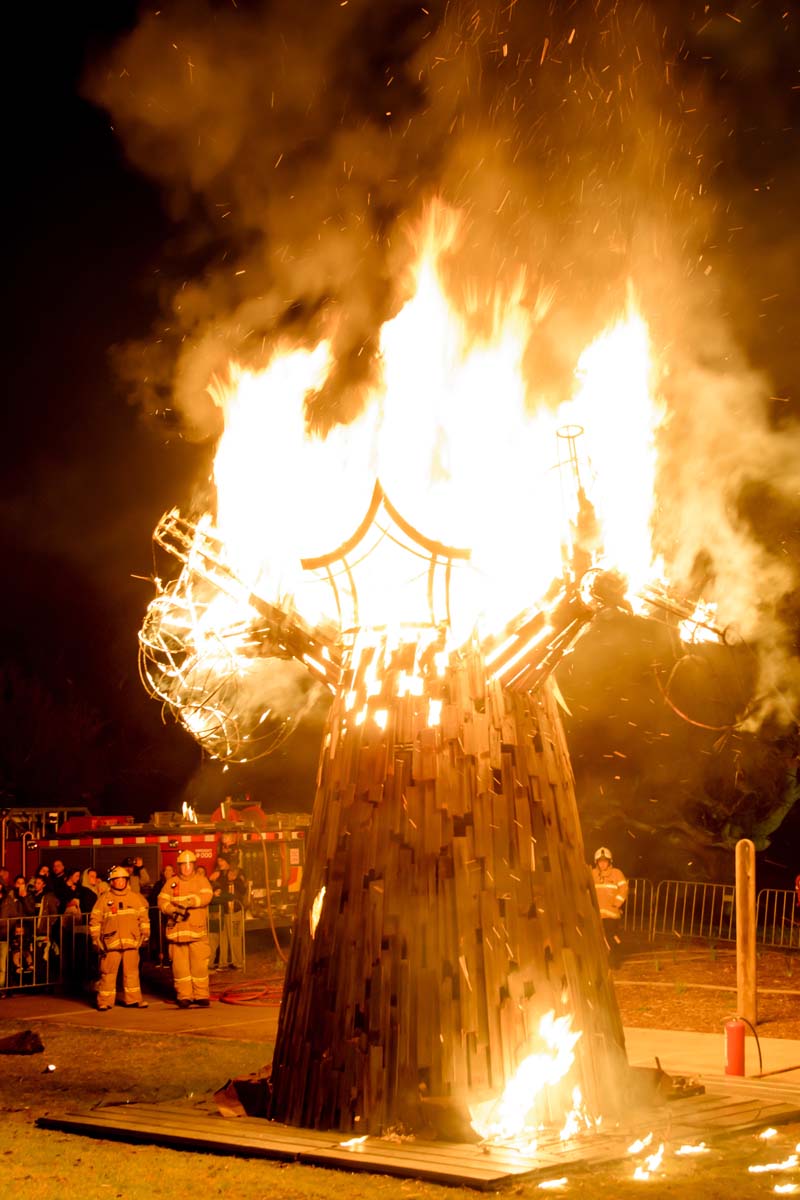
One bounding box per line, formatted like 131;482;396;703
267;634;628;1135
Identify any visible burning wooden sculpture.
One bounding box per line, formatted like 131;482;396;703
140;479;631;1139
273;675;623;1137
138;227;727;1144
263;484;626;1137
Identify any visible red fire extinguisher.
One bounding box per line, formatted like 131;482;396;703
725;1017;746;1076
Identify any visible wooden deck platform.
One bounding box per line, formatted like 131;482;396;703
37;1080;800;1190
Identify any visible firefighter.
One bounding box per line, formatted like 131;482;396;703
89;865;150;1010
158;849;213;1008
591;846;629;967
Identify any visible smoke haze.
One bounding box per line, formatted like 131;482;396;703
85;0;800;723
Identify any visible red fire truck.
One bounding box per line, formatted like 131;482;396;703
0;800;310;930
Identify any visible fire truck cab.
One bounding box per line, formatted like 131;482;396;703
0;801;309;930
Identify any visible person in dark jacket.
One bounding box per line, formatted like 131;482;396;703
30;874;61;980
208;856;247;971
149;865;175;965
57;868;94;915
0;877;35;987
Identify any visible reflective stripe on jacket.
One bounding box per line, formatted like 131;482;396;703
89;886;150;950
158;873;213;943
592;865;629;919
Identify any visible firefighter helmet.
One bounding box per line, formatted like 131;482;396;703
108;865;129;882
594;846;613;863
176;850;197;865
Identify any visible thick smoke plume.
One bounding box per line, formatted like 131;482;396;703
86;0;799;724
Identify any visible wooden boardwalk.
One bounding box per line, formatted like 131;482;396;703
37;1081;800;1190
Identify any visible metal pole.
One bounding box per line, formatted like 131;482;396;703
736;838;757;1025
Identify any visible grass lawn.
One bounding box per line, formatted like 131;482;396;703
1;939;799;1198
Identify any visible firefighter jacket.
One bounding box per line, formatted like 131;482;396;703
89;885;150;952
591;864;629;920
158;871;213;943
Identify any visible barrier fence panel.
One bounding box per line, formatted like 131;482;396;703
1;902;247;996
651;879;737;943
621;877;653;935
756;888;800;950
0;913;69;993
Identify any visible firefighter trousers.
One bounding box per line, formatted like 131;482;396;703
169;939;210;1001
98;948;142;1008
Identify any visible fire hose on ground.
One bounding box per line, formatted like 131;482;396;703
211;978;285;1006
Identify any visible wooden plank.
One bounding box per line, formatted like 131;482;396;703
35;1107;540;1187
268;647;634;1132
37;1087;800;1191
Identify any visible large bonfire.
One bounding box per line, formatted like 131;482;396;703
92;0;797;1152
137;202;720;1139
140;202;691;764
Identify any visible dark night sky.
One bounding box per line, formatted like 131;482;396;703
1;2;798;879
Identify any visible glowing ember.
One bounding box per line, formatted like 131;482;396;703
469;1011;582;1146
632;1141;664;1180
538;1180;568;1191
628;1132;654;1154
339;1135;369;1150
558;1086;594;1142
761;1129;780;1140
749;1155;799;1174
678;600;721;644
675;1142;709;1156
309;885;326;938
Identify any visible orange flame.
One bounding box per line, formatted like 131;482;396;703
468;1010;582;1146
203;204;670;638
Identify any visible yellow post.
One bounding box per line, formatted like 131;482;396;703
735;838;757;1026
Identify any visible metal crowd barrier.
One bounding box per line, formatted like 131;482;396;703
0;901;247;995
0;912;87;994
3;885;795;994
756;888;800;950
620;877;653;934
650;879;737;943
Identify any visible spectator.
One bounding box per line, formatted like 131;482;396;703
81;868;108;900
149;865;174;965
48;859;67;897
30;874;60;978
61;897;91;990
31;874;60;928
208;856;247;972
124;856;152;897
134;855;152;897
59;868;95;915
1;877;35;988
591;846;629;967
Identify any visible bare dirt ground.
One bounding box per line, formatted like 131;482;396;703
615;939;800;1040
0;937;798;1198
